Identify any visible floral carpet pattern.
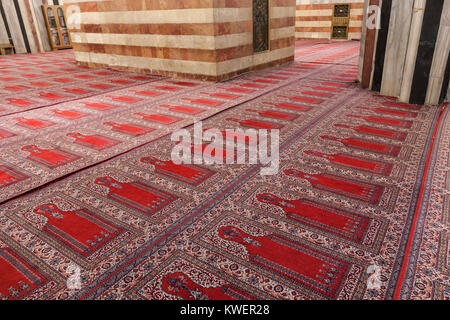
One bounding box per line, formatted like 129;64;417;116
0;41;448;300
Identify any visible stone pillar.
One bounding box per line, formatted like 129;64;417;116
359;0;449;105
65;0;296;82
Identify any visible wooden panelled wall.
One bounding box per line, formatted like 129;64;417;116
359;0;450;105
66;0;296;82
0;0;65;54
295;0;365;40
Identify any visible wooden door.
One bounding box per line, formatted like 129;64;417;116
331;4;350;40
42;5;72;50
253;0;270;53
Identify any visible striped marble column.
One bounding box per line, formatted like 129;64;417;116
66;0;296;81
0;0;56;54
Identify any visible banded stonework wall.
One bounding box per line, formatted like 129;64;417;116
0;0;64;54
66;0;296;81
295;0;364;40
359;0;450;105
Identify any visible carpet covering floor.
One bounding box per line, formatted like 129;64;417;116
0;41;448;300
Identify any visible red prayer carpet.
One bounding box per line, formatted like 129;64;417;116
0;41;448;300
